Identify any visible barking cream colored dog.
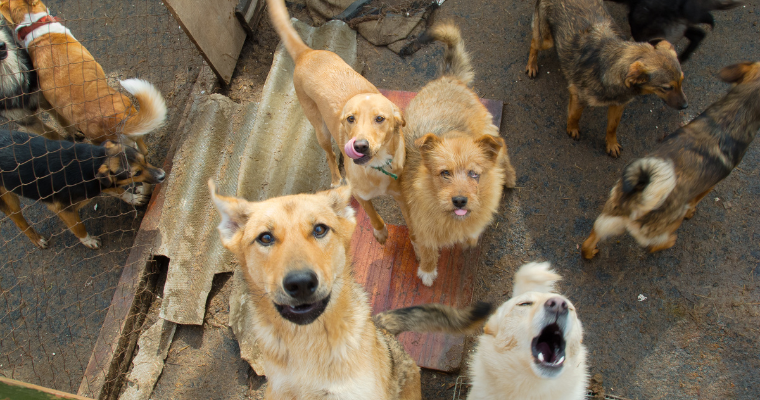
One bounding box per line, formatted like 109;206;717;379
209;182;491;399
266;0;407;244
468;262;588;400
0;0;166;155
401;22;517;286
582;62;760;258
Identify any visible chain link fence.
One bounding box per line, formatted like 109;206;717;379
0;0;202;394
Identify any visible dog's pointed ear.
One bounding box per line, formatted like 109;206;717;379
318;184;356;221
96;164;114;187
208;179;250;249
625;61;649;88
392;104;406;128
719;62;755;84
415;133;440;154
475;134;504;163
0;1;13;25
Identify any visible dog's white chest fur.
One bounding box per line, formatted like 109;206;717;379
266;363;383;399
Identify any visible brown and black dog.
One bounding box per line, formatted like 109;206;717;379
401;23;516;286
266;0;407;245
582;62;760;258
209;182;491;399
0;130;165;249
526;0;688;157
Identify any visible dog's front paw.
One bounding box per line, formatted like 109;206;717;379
122;191;149;206
606;142;622;158
80;234;101;249
567;128;580;140
136;184;153;196
373;226;388;244
684;207;697;220
417;267;438;287
36;237;50;249
581;246;599;260
526;64;539;78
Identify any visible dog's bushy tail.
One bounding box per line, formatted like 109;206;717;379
409;22;474;86
119;79;167;138
710;0;743;10
512;262;561;296
621;157;677;216
266;0;310;61
374;302;492;336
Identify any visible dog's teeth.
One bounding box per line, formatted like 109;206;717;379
558;356;565;364
538;353;544;362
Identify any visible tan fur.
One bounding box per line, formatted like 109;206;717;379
209;183;421;400
582;62;760;258
468;262;588;400
266;0;407;244
1;0;166;155
400;22;516;286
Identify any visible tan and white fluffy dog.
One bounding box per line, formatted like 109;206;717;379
468;262;588;400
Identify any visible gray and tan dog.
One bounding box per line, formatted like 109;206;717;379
526;0;688;157
582;62;760;258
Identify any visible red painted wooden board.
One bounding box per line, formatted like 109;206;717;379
350;90;502;372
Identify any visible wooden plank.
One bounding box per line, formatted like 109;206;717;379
350;89;500;372
1;377;94;400
164;0;246;84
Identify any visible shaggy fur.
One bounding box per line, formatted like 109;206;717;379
0;0;167;155
468;262;588;400
526;0;688;157
400;22;516;287
608;0;743;62
582;62;760;258
266;0;408;245
0;130;165;249
209;183;491;400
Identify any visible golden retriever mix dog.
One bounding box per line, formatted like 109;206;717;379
266;0;407;245
0;0;167;155
401;22;516;286
582;62;760;258
468;262;588;400
209;182;491;399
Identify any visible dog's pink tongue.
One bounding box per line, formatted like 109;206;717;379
344;138;363;159
455;209;468;216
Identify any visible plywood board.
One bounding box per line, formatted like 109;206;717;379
164;0;246;84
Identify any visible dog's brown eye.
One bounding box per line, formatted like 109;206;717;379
468;170;479;181
375;116;385;123
518;301;533;306
347;115;355;123
256;232;275;246
313;224;329;238
440;170;451;178
661;85;673;91
133;170;143;177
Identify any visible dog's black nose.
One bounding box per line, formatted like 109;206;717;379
0;42;6;51
545;296;568;316
283;270;318;300
353;139;369;155
155;169;166;183
452;196;468;209
679;102;688;110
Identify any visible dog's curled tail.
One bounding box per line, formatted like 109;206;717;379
512;262;562;297
119;79;167;138
266;0;310;61
621;157;676;217
373;301;492;336
411;22;474;86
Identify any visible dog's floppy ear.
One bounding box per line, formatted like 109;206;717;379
0;1;14;25
625;61;649;88
482;309;518;352
318;184;356;221
512;262;561;296
475;134;504;163
392;104;406;128
95;164;115;187
415;133;440;154
719;62;755;84
208;179;251;249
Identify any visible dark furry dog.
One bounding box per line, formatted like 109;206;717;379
582;62;760;258
526;0;688;157
1;130;165;249
608;0;743;62
0;19;58;137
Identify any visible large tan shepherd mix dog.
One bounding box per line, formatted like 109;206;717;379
401;22;516;286
0;0;167;155
582;62;760;258
468;262;588;400
209;182;491;399
266;0;407;245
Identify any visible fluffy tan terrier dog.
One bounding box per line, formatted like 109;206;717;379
468;262;588;400
209;182;491;399
400;22;516;286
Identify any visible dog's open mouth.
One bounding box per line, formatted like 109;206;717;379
353;154;371;165
274;294;331;325
531;323;566;371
